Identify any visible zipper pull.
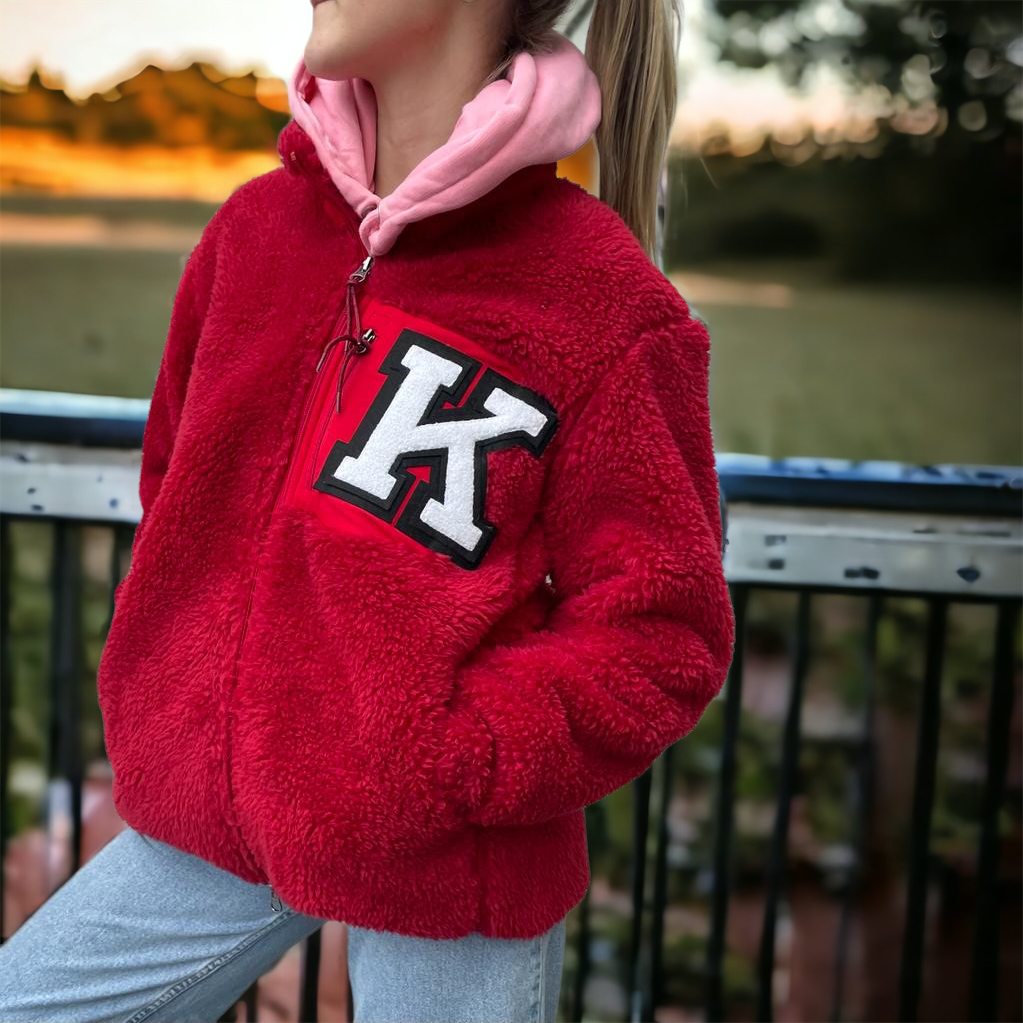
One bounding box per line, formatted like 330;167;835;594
348;255;374;283
335;328;377;413
333;254;377;413
269;886;283;912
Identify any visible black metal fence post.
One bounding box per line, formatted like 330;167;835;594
705;582;749;1022
756;589;812;1023
968;599;1020;1023
898;596;949;1022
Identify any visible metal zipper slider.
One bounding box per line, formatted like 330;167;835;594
332;254;377;413
348;255;374;283
335;327;377;413
269;886;283;912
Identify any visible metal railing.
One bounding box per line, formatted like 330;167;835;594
2;387;1020;1022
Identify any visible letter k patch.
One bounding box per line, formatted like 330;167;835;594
284;297;559;570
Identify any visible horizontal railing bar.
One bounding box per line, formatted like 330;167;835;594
717;453;1022;518
0;443;142;523
691;580;1022;603
3;499;1020;603
4;503;1016;606
724;501;1022;597
1;389;149;449
3;390;1021;516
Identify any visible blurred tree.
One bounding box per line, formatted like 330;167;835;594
709;0;1022;150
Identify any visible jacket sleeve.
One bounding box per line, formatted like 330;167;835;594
133;216;221;550
439;306;735;829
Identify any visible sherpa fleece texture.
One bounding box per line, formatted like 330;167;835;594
95;117;736;940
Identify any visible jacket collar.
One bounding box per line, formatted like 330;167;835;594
277;119;561;252
279;29;601;257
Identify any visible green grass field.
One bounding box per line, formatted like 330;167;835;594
678;258;1021;466
2;195;1019;467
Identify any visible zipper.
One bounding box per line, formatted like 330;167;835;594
305;260;378;487
281;150;382;506
269;885;283;912
222;158;379;885
273;255;378;508
306;340;347;488
333;257;378;411
223;252;376;882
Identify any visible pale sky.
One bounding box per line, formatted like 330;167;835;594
0;0;927;149
0;0;311;94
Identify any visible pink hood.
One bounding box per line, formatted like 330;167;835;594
286;30;602;256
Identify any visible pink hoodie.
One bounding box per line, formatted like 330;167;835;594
286;29;602;256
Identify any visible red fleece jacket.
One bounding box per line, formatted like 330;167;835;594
95;117;736;940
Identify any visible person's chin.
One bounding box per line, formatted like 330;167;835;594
303;37;353;80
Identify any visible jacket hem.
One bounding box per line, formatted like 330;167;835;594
258;811;590;940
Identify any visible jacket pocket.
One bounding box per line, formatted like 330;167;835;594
435;700;495;823
229;506;500;868
278;296;559;572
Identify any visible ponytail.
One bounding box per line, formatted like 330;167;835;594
486;0;682;263
586;0;682;261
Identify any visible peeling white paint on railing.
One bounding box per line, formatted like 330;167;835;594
723;501;1023;598
0;441;142;523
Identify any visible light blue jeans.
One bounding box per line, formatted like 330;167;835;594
0;827;567;1023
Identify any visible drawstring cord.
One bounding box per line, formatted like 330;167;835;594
333;256;376;413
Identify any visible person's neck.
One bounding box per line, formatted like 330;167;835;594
366;32;502;200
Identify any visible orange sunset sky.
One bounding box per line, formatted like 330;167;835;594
0;0;921;147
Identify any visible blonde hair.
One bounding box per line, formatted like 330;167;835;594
486;0;683;262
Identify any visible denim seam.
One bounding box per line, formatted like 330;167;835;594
122;907;298;1023
531;929;545;1023
541;925;554;1022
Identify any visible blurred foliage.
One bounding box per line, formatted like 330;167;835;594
667;1;1023;287
0;63;289;149
710;0;1022;147
556;585;1018;1017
